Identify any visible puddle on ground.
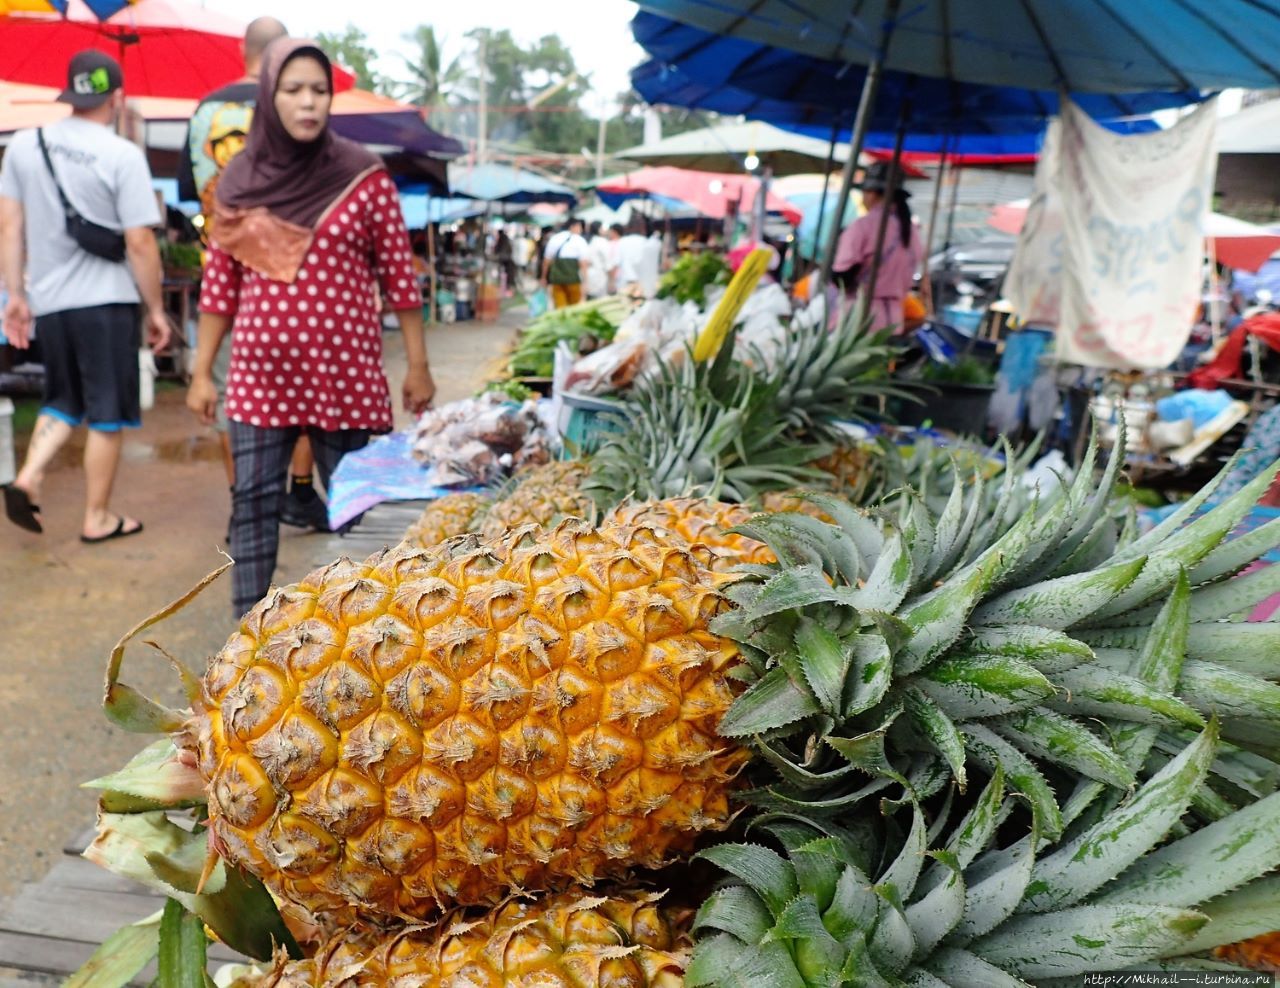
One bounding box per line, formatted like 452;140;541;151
123;436;224;464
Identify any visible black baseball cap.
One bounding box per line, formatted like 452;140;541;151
58;50;123;109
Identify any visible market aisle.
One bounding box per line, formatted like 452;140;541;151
0;308;524;902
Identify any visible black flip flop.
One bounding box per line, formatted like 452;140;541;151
3;484;42;533
80;517;144;544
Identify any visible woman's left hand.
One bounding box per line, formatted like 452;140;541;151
403;365;436;416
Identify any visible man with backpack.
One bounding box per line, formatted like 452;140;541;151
540;218;590;309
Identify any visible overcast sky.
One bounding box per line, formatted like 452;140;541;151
212;0;645;115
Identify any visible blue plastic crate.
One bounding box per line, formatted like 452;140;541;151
560;391;624;455
943;306;985;336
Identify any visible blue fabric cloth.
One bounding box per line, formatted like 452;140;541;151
999;329;1053;393
1155;389;1234;428
326;430;485;529
633;1;1280;92
1214;405;1280;504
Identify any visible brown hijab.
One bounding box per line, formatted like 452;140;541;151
212;38;381;282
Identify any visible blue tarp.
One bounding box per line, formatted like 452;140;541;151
446;162;577;205
398;195;487;229
633;0;1279;93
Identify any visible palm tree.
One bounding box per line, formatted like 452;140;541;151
393;26;462;110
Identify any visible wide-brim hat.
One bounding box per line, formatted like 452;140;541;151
856;160;911;198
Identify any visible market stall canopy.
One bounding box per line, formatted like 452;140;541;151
327;88;464;160
989;199;1280;273
446;162;577;205
631;11;1191;157
0;0;355;99
596;166;803;225
615;119;923;177
399;195;486;229
1214;100;1280;208
633;0;1280;93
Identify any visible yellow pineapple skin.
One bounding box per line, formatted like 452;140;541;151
480;461;594;538
812;443;869;491
256;889;690;988
607;498;775;569
759;491;835;524
404;493;492;550
194;521;747;921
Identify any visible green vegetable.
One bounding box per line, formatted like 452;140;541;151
481;379;537;402
508;296;629;378
658;252;731;305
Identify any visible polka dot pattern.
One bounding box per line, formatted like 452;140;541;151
198;171;422;432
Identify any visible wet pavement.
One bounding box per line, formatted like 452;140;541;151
0;311;520;900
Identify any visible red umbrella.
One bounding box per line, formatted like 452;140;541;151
0;0;354;99
597;166;804;226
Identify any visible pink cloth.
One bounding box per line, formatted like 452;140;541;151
834;204;923;333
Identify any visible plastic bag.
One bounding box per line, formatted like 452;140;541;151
528;287;550;320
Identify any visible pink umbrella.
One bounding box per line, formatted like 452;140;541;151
596;166;803;226
989;200;1280;273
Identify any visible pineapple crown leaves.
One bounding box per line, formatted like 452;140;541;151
689;737;1279;987
587;315;903;509
709;439;1280;838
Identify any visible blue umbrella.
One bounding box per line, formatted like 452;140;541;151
630;57;1163;159
633;0;1280;92
447;162;577;205
635;0;1234;278
632;11;1198;138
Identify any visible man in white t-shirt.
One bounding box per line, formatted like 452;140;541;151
0;50;169;541
616;222;654;297
541;218;590;308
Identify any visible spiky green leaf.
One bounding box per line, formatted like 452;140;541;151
1021;722;1217;913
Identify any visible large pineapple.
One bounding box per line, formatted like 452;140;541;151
192;520;746;920
480;461;594;537
253;888;690;988
403;492;491;549
607;498;775;569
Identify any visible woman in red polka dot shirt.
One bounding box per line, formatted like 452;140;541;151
186;38;436;616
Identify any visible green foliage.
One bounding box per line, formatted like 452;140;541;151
314;25;382;93
657;251;732;304
919;355;997;386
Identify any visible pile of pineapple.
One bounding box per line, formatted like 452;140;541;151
73;310;1280;984
78;418;1280;986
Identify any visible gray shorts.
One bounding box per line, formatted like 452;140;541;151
211;334;230;433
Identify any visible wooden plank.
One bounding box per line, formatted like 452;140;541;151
0;884;241;964
39;857;151;896
0;929;159;986
0;964;61;988
1;882;166;942
61;827;96;858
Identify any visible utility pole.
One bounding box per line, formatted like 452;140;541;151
596;98;608;181
476;28;488;165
